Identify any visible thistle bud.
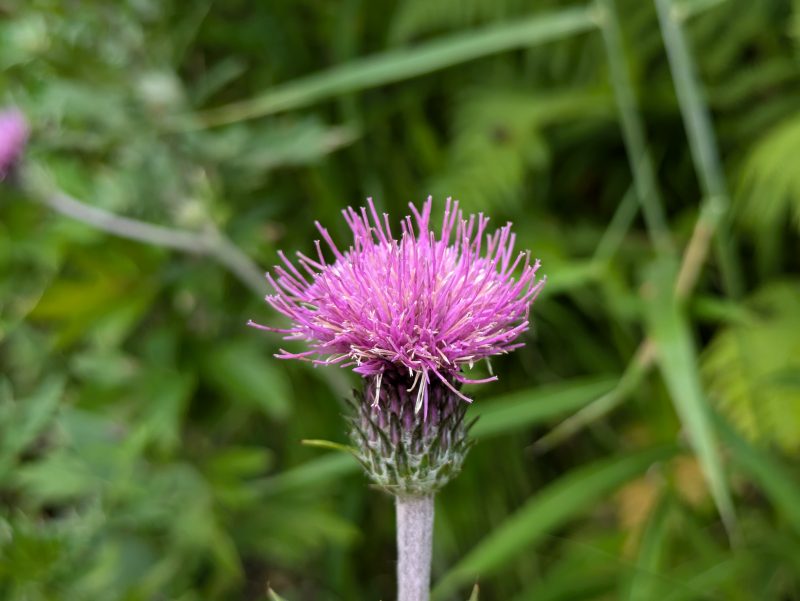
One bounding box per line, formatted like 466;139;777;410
349;371;472;496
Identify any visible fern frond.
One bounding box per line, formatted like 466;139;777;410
431;88;611;212
702;282;800;452
737;112;800;233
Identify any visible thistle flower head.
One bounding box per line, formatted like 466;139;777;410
251;197;545;415
0;109;29;179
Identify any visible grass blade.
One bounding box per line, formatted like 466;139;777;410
187;7;597;128
534;345;654;451
646;260;736;537
654;0;726;199
658;555;744;601
653;0;742;296
593;185;639;261
431;445;675;600
470;376;618;439
512;563;614;601
627;495;672;601
716;415;800;534
673;0;731;19
596;0;674;256
267;588;289;601
255;453;359;497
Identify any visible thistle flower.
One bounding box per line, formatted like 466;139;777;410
250;196;545;418
252;197;544;601
0;109;29;179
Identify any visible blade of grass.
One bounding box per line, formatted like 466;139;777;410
185;6;598;128
715;415;800;534
538;198;728;450
596;0;674;256
533;343;655;452
267;588;289;601
654;0;725;199
470;376;618;439
673;0;731;20
537;171;734;450
593;185;639;262
512;564;615;601
658;556;744;601
653;0;742;297
301;439;358;454
627;495;672;601
645;259;736;539
431;445;675;600
538;260;605;298
254;453;359;497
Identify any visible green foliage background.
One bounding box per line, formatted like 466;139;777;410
2;0;800;599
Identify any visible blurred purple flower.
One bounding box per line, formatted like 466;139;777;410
0;109;28;179
250;197;545;413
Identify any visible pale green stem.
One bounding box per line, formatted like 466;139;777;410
21;165;267;296
397;495;434;601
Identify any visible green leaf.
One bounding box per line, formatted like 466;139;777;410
467;583;480;601
137;369;196;453
0;377;64;481
206;447;273;480
431;445;675;600
200;118;358;173
267;587;289;601
538;260;607;297
203;341;292;420
14;452;97;503
204;447;274;509
188;7;597;127
254;453;359;497
645;259;737;537
28;247;157;347
470;376;617;439
301;439;358;455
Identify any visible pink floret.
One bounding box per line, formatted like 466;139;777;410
250;197;545;408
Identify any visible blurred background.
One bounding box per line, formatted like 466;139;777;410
2;0;800;599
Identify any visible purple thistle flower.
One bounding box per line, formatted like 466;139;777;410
251;197;545;416
0;109;29;179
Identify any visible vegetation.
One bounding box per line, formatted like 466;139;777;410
2;0;800;599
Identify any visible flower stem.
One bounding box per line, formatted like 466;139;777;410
396;495;434;601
